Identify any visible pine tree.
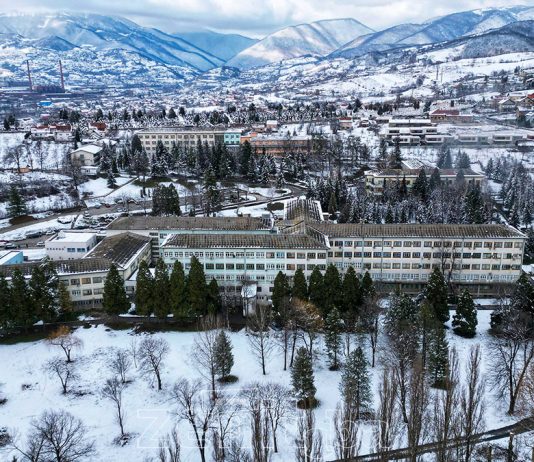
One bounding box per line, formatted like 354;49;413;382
308;267;324;311
107;169;117;189
360;271;375;300
203;167;221;216
464;185;485;224
169;260;187;318
429;167;441;190
428;326;449;388
341;266;361;318
324;307;343;370
340;346;372;419
29;262;58;322
0;274;12;329
135;260;153;316
187;256;208;317
388;138;403;169
11;269;36;329
153;259;170;319
510;273;534;322
452;289;477;338
323;264;342;318
292;268;308;301
214;330;234;380
425;267;449;323
239;140;252;175
103;264;130;315
57;281;73;320
7;186;27;218
412;169;428;201
291;347;316;407
207;278;222;315
272;271;291;312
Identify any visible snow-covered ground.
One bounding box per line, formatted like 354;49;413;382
0;311;529;461
0;215;76;241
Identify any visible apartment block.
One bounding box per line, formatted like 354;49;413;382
136;128;226;154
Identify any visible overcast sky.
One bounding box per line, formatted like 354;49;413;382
0;0;526;37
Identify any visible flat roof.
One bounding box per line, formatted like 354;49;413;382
0;250;22;265
108;216;271;231
48;231;97;243
307;223;525;240
136;127;226;134
71;144;102;154
0;258;112;278
163;233;328;250
85;232;151;268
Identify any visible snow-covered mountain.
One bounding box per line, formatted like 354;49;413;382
175;30;256;61
227;18;374;70
0;12;224;71
332;6;534;59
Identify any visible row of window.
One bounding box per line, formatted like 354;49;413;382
70;288;104;297
67;276;104;286
163;251;327;260
331;240;521;249
329;251;516;260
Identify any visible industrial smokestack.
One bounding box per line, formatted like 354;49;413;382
26;60;33;91
59;60;65;92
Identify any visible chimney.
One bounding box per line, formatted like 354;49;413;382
26;60;33;91
59;60;65;92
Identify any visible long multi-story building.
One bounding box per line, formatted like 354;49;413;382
136;128;228;155
365;168;486;196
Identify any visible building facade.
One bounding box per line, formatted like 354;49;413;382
136;128;226;155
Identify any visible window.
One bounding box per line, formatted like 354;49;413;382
82;278;91;285
226;264;234;270
206;263;214;270
393;252;401;258
286;252;295;259
71;290;81;296
82;289;92;296
403;252;411;258
246;264;254;270
373;252;382;258
216;263;224;270
297;253;305;259
70;278;80;285
308;253;316;259
256;264;265;270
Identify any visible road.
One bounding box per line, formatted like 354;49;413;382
329;417;534;462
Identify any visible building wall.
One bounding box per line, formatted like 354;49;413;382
137;130;225;155
45;235;98;261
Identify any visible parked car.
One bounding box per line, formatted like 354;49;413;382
36;241;45;247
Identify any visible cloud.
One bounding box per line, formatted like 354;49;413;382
0;0;523;37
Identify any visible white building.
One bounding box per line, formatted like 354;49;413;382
45;231;98;261
70;144;103;170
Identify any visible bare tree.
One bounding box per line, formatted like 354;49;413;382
102;377;127;439
157;427;181;462
138;336;169;391
171;378;220;462
45;357;79;394
262;383;293;453
34;139;45;171
108;347;132;384
4;144;26;177
458;345;486;462
247;305;275;375
373;366;401;458
293;299;323;363
405;359;430;462
361;294;382;368
274;296;295;371
225;439;252;462
192;316;220;399
10;430;46;462
47;325;83;363
241;383;271;462
211;394;241;462
20;410;95;462
129;337;139;368
294;408;323;462
490;316;534;415
333;401;360;459
433;348;461;462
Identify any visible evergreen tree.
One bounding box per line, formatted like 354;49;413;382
131;134;143;155
57;281;73;319
388;138;403;169
324;307;343;370
135;260;153;316
428;325;449;388
323;264;342;318
291;347;316;407
169;260;187;318
292;268;308;301
425;267;449;323
340;346;372;419
168;108;177;119
272;271;291;312
7;186;27;218
11;269;35;329
308;267;324;310
239;140;252;175
360;271;375;300
437;146;452;169
207;278;222;315
341;266;361;318
0;274;12;329
187;256;208;317
214;330;234;380
452;289;477;337
510;273;534;322
412;169;428;201
153;259;170;319
455;151;471;169
429;167;441;190
107;169;117;189
29;261;58;322
464;185;485;224
151;140;169;177
103;264;130;315
203;167;221;216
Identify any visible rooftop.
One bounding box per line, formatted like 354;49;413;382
71;144;102;155
0;250;22;265
365;168;483;177
108;216;271;231
85;232;151;268
163;233;328;250
136;127;226;134
0;258;112;279
48;231;97;243
307;223;525;240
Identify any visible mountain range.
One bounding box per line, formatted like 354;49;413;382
0;6;533;88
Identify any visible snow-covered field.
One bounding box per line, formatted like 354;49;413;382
0;311;530;461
